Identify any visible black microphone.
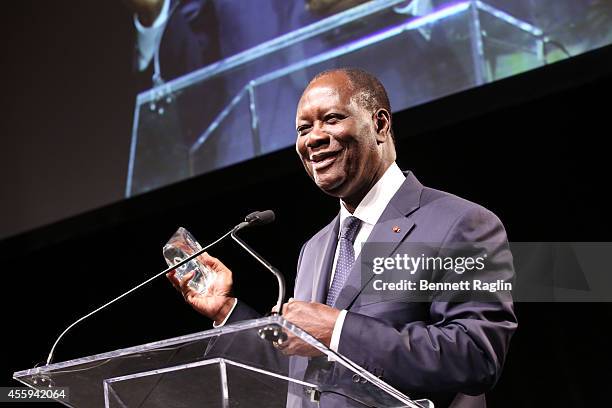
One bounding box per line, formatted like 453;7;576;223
230;210;285;316
245;210;275;225
235;210;276;231
230;209;288;343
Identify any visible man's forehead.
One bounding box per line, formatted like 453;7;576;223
297;74;355;114
305;72;353;96
300;84;341;105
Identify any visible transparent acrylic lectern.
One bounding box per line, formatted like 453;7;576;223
14;316;433;407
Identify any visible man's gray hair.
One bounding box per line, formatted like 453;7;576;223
309;68;392;114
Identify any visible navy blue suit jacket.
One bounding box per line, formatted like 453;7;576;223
217;171;516;407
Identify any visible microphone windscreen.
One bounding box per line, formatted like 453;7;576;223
244;211;260;222
245;210;276;226
256;210;275;225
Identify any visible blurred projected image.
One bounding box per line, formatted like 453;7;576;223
124;0;612;197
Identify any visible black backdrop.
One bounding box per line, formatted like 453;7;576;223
2;10;612;407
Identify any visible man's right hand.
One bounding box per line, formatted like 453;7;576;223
166;252;235;325
122;0;165;27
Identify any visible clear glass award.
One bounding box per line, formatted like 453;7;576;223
163;227;214;294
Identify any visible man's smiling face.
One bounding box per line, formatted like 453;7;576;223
295;71;387;205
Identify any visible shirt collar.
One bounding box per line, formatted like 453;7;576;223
338;162;406;228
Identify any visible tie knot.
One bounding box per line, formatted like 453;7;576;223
340;216;361;242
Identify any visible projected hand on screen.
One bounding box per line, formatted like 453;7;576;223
122;0;164;27
166;252;236;325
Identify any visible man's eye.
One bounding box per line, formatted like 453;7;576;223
297;125;310;135
325;114;343;123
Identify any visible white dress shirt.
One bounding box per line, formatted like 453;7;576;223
328;162;406;351
212;297;238;328
134;0;170;71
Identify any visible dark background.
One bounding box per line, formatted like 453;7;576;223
0;2;135;240
1;1;611;407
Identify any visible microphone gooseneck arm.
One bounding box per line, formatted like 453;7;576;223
45;227;235;366
230;230;285;315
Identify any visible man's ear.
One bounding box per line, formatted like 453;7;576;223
374;109;391;142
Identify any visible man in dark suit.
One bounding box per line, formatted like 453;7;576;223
168;68;517;407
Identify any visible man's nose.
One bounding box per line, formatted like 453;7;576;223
305;123;329;148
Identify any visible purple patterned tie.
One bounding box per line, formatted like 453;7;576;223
326;216;361;307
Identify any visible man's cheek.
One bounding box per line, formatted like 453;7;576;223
299;159;314;179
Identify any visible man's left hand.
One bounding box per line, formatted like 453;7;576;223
274;300;340;357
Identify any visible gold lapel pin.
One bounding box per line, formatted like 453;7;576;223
392;226;401;233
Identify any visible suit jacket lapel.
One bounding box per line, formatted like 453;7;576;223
333;172;424;310
311;216;340;303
